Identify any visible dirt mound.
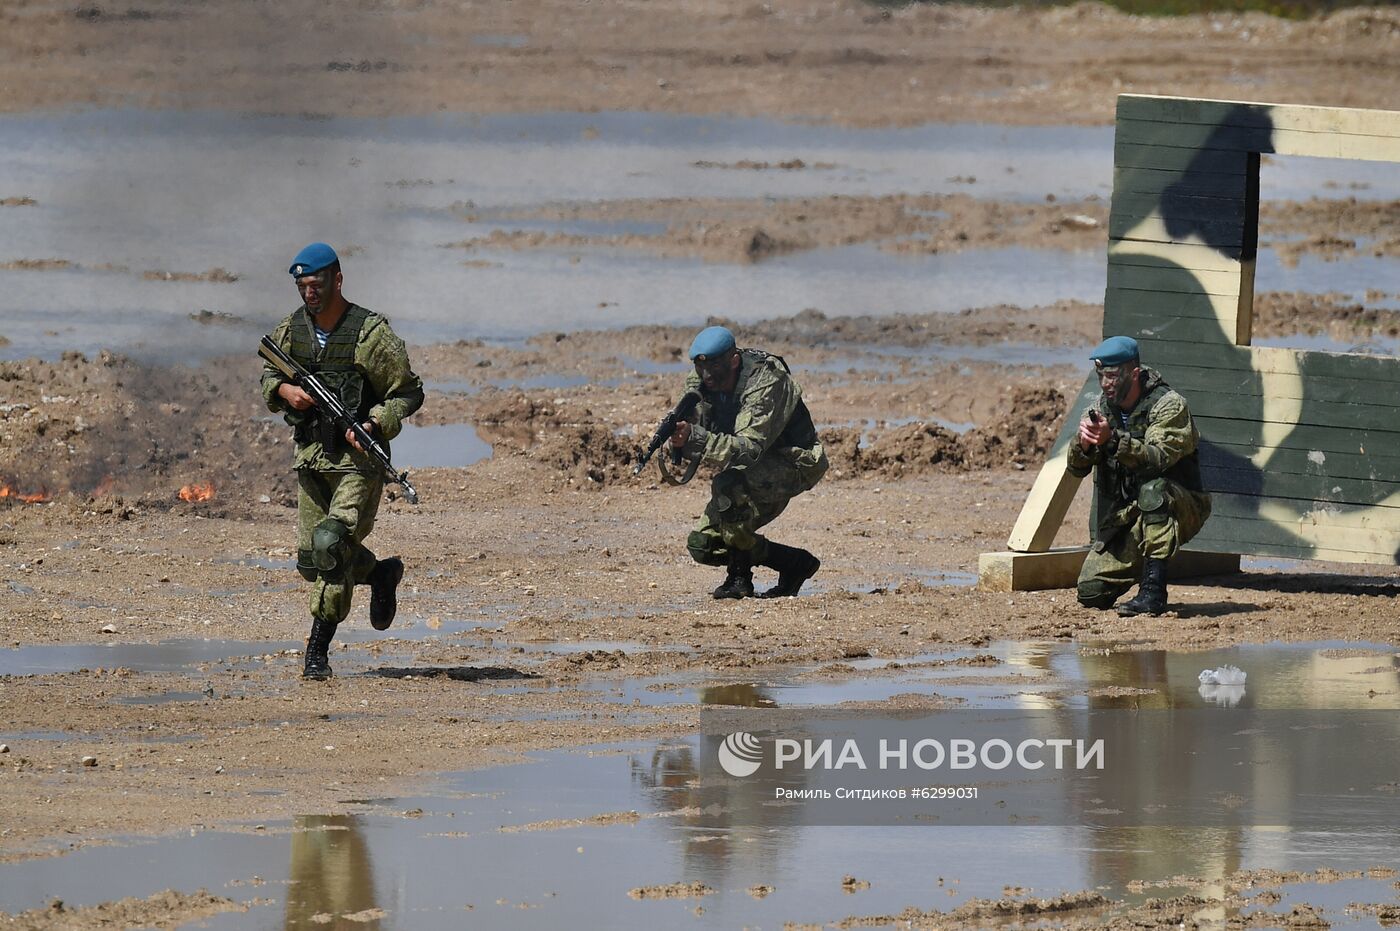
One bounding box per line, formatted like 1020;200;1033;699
861;422;967;478
961;385;1067;470
473;393;568;426
531;423;638;487
824;386;1067;480
0;351;284;512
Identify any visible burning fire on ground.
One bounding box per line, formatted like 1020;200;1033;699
178;482;216;503
0;481;51;504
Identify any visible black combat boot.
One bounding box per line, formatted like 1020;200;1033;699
302;618;337;680
712;550;755;600
1116;558;1168;617
758;542;821;598
368;557;405;631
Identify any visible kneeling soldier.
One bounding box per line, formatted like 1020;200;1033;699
670;326;829;599
1068;336;1212;616
261;242;425;679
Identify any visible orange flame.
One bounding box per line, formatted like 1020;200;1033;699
178;482;216;503
0;482;51;504
90;474;118;497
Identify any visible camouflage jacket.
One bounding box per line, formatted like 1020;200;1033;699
680;349;824;479
1066;366;1207;532
261;303;425;473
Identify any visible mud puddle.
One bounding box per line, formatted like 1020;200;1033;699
5;642;1400;925
390;422;493;469
5;110;1396;360
0;639;301;677
3;744;1399;929
560;639;1400;712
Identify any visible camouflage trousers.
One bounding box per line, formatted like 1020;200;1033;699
296;470;384;624
687;451;827;567
1077;478;1212;608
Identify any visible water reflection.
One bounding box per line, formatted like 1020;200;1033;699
1062;642;1400;710
286;815;382;930
1;642;1399;928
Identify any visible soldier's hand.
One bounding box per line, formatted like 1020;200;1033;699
1078;418;1112;449
670;420;691;449
278;383;316;411
346;421;376;452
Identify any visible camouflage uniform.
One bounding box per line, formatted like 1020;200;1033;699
1067;366;1212;608
261;303;424;627
679;349;828;570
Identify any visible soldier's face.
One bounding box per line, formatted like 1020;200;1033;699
695;350;739;393
1096;361;1139;406
296;269;340;314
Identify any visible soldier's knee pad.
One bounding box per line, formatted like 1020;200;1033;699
1077;581;1120;610
312;518;353;581
1138;478;1170;526
687;531;726;566
296;548;319;582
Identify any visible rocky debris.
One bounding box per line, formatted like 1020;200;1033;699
825;386;1066;480
0;890;244;931
841;875;871;893
628;882;714;900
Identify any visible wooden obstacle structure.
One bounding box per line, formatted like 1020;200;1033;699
981;94;1400;591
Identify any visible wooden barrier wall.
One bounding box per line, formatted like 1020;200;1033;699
1010;94;1400;566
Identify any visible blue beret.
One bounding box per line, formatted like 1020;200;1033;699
1089;336;1140;366
688;325;736;361
288;242;339;277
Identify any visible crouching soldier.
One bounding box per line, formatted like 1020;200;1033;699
670;326;829;599
1068;336;1212;616
261;242;425;679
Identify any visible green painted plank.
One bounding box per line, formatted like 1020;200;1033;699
1119;116;1400;162
1200;442;1400;485
1165;365;1400;407
1108;212;1245;244
1112;167;1250;200
1105;263;1242;297
1113;143;1249;175
1188;532;1399;564
1104;289;1241;321
1210;492;1400;529
1192;516;1400;560
1193;416;1400;456
1108;241;1245;274
1111;191;1247;223
1201;464;1400;508
1189;391;1400;432
1105;313;1238;345
1142;341;1400;384
1116;95;1400;140
1116;118;1272;152
1103;295;1237;329
1107;229;1249;253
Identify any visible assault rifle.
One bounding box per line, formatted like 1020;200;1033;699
633;389;702;485
259;335;420;504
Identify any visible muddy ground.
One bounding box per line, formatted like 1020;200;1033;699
5;296;1400;875
6;0;1400;126
6;0;1400;925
